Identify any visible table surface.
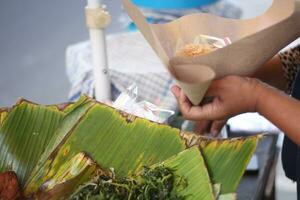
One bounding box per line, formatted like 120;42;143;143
235;132;279;200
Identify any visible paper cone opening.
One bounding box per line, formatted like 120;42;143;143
170;64;216;105
124;0;298;80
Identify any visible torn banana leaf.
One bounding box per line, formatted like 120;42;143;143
34;152;102;200
199;136;260;193
25;97;259;198
161;147;215;200
0;100;66;184
0;96;260;199
0;96;93;185
24;101;187;196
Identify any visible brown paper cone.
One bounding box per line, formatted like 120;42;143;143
170;64;216;105
123;0;300;104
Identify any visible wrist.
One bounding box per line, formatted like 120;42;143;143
253;81;273;113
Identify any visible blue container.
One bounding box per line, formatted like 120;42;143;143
132;0;218;9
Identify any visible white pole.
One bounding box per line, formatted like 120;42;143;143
86;0;111;102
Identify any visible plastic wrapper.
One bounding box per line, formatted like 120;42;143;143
176;35;231;58
113;84;174;123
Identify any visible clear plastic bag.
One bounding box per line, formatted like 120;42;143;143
113;84;175;123
176;34;231;57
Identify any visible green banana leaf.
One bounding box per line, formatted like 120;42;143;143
199;136;260;193
179;131;260;193
24;101;187;196
162;147;215;200
0;96;260;199
0;96;93;185
34;152;101;200
0;99;66;184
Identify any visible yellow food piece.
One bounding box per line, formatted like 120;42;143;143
176;44;217;57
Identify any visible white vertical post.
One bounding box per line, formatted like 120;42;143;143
86;0;111;102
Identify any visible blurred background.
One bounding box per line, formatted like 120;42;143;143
0;0;297;199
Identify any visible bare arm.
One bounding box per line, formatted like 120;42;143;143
252;55;286;91
172;76;300;145
257;83;300;145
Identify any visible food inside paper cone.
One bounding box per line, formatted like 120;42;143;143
172;35;231;105
176;35;231;57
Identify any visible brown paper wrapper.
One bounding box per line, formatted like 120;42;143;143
171;64;216;105
123;0;300;105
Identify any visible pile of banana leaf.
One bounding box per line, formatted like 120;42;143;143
0;96;261;199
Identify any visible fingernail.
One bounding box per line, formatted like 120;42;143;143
171;91;177;98
172;89;179;98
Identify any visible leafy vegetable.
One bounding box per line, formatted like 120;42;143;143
70;166;186;200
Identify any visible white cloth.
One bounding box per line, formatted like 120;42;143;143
66;32;177;110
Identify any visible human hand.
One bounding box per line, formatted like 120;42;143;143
194;120;227;136
171;75;264;122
